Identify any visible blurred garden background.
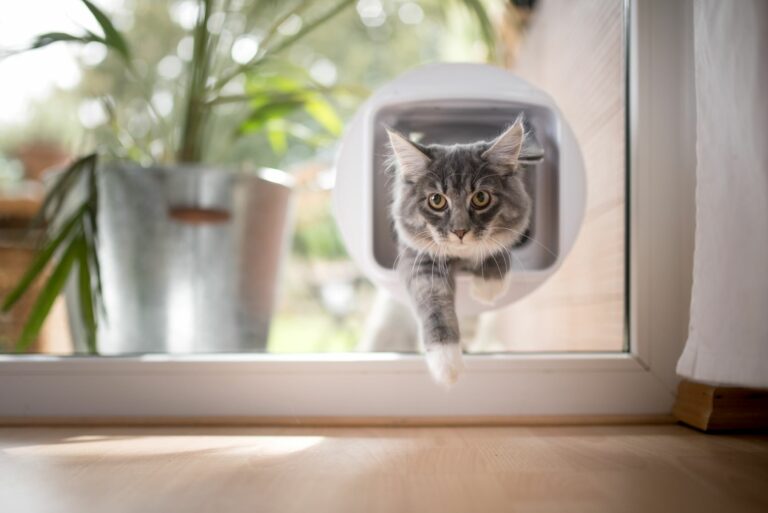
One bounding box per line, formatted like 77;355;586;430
1;0;628;355
0;0;509;353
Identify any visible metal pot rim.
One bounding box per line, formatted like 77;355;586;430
102;161;296;190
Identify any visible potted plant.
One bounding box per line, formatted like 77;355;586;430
1;0;362;354
2;0;497;355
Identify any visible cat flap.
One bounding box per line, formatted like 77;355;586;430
482;119;545;168
333;63;587;315
519;130;544;164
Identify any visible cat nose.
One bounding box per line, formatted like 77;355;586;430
452;229;467;240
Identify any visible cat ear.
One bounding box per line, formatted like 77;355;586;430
386;128;431;178
482;116;526;170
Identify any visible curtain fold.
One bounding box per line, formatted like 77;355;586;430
676;0;768;388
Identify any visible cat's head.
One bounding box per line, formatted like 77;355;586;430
387;117;535;261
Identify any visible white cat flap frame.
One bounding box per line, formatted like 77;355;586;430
334;63;586;315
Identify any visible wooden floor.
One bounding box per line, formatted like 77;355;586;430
1;424;767;513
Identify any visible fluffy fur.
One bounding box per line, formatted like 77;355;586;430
387;116;534;386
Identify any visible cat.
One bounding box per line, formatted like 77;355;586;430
386;116;534;386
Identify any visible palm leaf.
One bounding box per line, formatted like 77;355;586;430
82;191;105;319
76;234;98;355
32;154;96;230
2;205;87;312
15;234;81;352
304;95;342;136
31;32;100;49
81;0;131;60
265;120;288;155
240;99;306;133
4;153;103;353
27;2;130;63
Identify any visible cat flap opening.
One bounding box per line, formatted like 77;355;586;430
333;63;586;315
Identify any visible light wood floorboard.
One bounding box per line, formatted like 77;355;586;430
1;425;767;513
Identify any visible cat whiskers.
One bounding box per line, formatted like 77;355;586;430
484;238;505;278
482;237;508;271
488;236;527;273
492;227;557;259
393;229;432;271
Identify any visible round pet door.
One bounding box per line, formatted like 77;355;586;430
333;63;586;315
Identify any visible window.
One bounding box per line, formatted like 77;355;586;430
0;0;694;420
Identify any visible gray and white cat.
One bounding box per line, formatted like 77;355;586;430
386;116;534;386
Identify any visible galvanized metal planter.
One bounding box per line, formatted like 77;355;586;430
68;163;294;354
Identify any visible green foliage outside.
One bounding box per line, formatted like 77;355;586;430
0;0;499;353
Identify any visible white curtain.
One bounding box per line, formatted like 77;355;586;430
677;0;768;388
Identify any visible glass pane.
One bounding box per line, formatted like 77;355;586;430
470;0;628;352
0;0;626;356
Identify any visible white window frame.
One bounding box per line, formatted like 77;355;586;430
0;0;696;423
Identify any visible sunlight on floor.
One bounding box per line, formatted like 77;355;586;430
3;434;326;458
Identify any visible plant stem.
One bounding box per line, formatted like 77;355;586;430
256;0;313;54
259;0;355;60
178;0;214;163
204;0;232;80
209;0;355;94
205;84;369;107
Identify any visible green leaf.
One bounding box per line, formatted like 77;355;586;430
240;99;306;133
82;202;106;320
81;0;131;60
265;121;288;155
304;96;342;136
247;74;305;96
76;234;98;355
88;232;106;319
2;205;87;312
31;32;98;49
33;154;96;229
15;234;81;353
24;3;130;63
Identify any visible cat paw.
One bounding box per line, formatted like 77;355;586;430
425;343;464;387
470;275;510;305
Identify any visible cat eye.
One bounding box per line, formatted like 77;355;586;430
471;191;492;209
427;193;448;211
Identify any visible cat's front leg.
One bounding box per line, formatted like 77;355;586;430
399;249;463;386
469;250;512;306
